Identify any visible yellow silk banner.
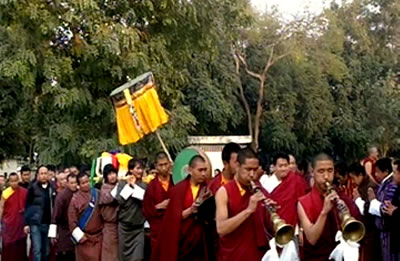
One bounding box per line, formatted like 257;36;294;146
114;80;169;145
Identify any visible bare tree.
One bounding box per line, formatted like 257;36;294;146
232;15;313;150
233;45;289;150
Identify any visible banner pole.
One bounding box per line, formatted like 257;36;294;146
155;130;172;162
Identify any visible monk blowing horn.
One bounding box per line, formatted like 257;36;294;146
325;182;366;242
249;181;295;245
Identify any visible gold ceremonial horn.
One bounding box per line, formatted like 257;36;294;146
325;182;366;242
250;181;295;245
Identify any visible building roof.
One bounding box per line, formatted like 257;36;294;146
188;135;252;145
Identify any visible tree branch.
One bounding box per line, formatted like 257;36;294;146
272;52;291;65
232;48;253;138
263;46;275;76
236;51;263;81
232;49;240;75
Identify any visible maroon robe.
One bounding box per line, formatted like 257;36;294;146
295;171;311;193
52;187;75;254
99;183;119;261
207;173;228;259
142;175;173;258
208;173;228;195
218;180;271;261
298;185;361;261
2;187;28;261
363;157;377;182
68;189;103;261
269;171;307;227
151;178;209;261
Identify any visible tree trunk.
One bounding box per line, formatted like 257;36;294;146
232;49;253;139
253;76;265;151
233;46;288;151
238;84;253;138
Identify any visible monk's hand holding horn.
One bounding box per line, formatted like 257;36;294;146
191;201;200;214
264;198;280;210
322;193;336;215
247;192;265;213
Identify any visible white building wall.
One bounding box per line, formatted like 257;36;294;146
0;159;20;175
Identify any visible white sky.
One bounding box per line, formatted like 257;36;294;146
251;0;331;18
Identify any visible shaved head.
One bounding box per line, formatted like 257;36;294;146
189;155;206;168
312;153;333;169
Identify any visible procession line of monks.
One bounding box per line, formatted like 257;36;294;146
2;144;400;261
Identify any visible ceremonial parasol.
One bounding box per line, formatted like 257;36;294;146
172;147;212;184
110;72;171;160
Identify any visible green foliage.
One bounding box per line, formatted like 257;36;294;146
0;0;250;165
236;0;400;161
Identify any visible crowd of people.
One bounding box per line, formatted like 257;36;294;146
0;144;399;261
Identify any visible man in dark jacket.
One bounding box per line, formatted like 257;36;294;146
24;165;56;261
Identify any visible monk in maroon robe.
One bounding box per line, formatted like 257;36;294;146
49;174;78;261
99;164;119;261
208;143;240;195
216;148;272;261
271;171;307;226
0;173;28;261
208;143;241;260
298;153;362;261
260;154;305;260
68;173;103;261
143;152;174;258
261;153;307;227
151;155;212;261
362;146;379;184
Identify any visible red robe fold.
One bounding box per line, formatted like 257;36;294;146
295;171;311;193
218;180;271;261
338;178;356;198
207;174;226;260
208;173;225;195
2;187;28;261
142;175;173;258
151;178;208;261
269;171;307;227
362;157;377;182
299;185;361;261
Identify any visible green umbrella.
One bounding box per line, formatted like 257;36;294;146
172;147;212;184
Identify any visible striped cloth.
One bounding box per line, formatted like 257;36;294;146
376;175;397;261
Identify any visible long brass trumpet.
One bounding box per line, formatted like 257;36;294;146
325;182;366;242
250;181;295;245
